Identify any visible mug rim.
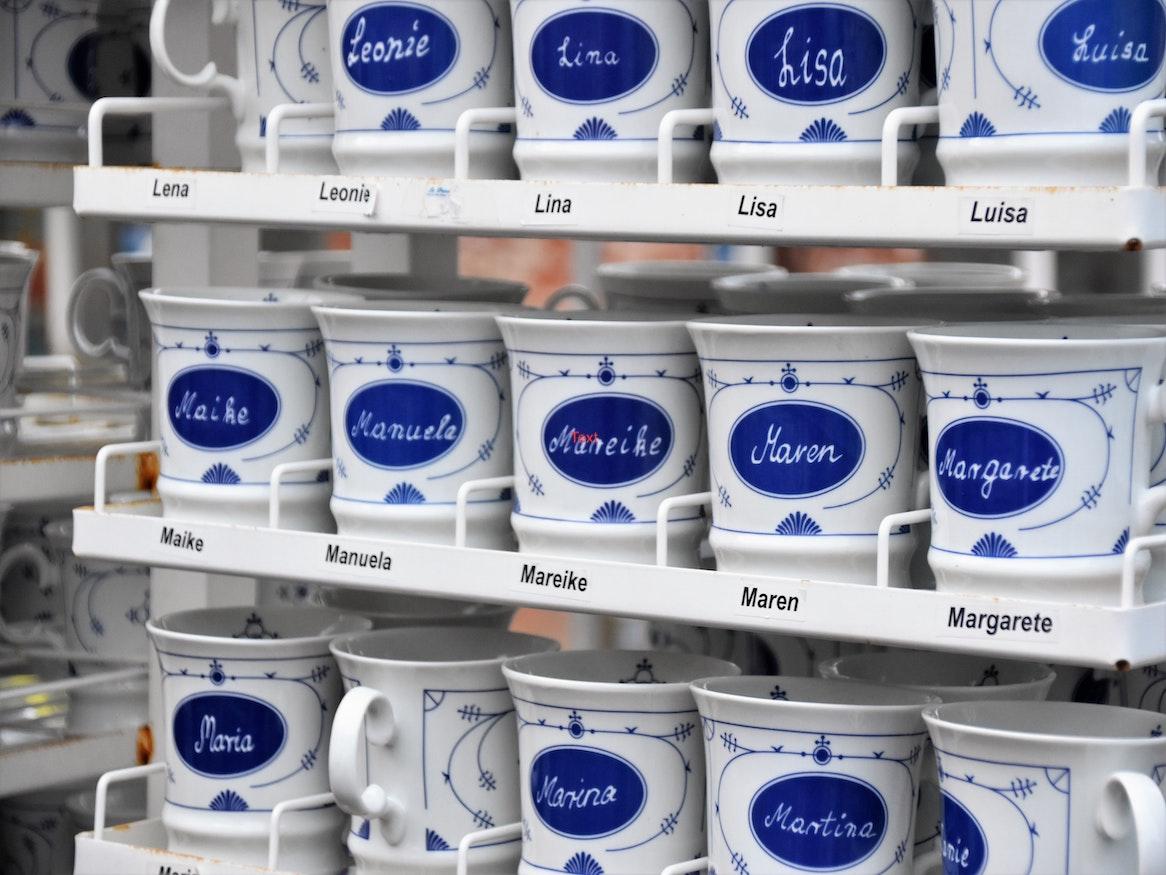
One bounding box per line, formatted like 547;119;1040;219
147;606;370;646
835;261;1027;282
315;272;528;295
139;287;364;310
908;322;1166;344
598;260;783;283
495;310;693;327
501;649;741;692
329;626;558;667
922;700;1166;744
688;313;929;332
714;272;909;295
818;651;1057;691
692;675;940;711
845;286;1057;304
312;299;527;319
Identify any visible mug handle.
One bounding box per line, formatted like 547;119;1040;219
0;543;62;646
1096;771;1166;875
542;284;602;311
68;268;133;364
150;0;245;117
1137;385;1166;531
329;686;406;843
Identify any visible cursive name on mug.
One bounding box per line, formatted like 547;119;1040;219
942;836;973;869
193;714;254;755
346;15;430;67
349;409;459;443
764;803;878;839
749;423;843;466
536;774;619;810
173;391;250;426
546;424;663;458
557;36;620;68
774;26;846;89
936;449;1061;500
1072;25;1152;65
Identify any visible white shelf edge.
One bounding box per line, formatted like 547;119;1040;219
73;165;1166;250
1;161;75;208
0;727;138;799
72;505;1166;669
0;453;147;505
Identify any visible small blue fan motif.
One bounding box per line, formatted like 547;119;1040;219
573;117;617;140
564;852;605;875
209;790;249;811
201;463;241;485
959;112;996;138
354;819;370;840
385;482;426;504
591;501;635;523
713;120;723;141
776;512;823;536
0;109;35;128
1099;107;1131;134
799;117;847;143
1113;528;1130;554
381;107;421;131
425;828;452;851
971;532;1018;559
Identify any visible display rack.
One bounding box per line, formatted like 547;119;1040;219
75;819;295;875
0;452;148;505
0;162;75;209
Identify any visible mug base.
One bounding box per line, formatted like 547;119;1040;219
158;479;334;532
937;132;1166;186
333;130;517;179
514;514;706;567
711;530;914;586
514;138;708;183
334;498;516;550
712;140;921;186
930;550;1149;606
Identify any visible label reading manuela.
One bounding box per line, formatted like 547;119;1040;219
941;603;1058;641
737;584;805;618
323;542;392;574
159;524;205;554
518;562;589;597
313;176;379;216
146;174;198;209
959;198;1035;236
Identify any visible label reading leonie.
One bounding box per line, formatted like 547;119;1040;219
313;176;379;216
941;604;1058;641
324;542;392;574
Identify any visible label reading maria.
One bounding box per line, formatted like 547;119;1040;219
531;746;646;838
172;692;287;778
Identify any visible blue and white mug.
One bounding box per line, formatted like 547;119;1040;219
693;675;935;875
0;249;38;439
496;312;709;566
147;606;371;873
510;0;711;181
314;301;519;548
910;323;1166;605
710;0;926;184
933;0;1166;185
502;650;740;875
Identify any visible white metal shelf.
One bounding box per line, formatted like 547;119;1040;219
0;453;147;505
0;162;75;209
76;819;295;875
72;501;1166;670
72;165;1166;250
0;727;139;798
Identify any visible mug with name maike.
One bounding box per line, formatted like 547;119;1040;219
687;315;924;586
933;0;1166;185
693;676;936;875
313;301;519;548
710;0;926;184
502;650;741;875
910;323;1166;606
147;606;372;873
496;311;709;566
327;0;515;178
509;0;711;181
140;287;362;530
329;627;558;874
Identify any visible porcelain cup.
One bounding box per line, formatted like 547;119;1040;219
0;509;62;646
140;286;362;529
0;250;39;446
1042;293;1166;320
329;627;558;874
845;286;1059;321
316;586;515;629
151;0;337;173
688;315;924;585
502;649;740;875
693;675;936;875
147;605;371;873
0;790;74;875
496;311;709;565
1124;663;1166;714
316;272;530;305
933;0;1166;185
710;0;926;185
595;261;786;314
835;262;1028;289
327;0;516;178
909;323;1166;605
510;0;711;182
714;272;906;316
924;700;1166;875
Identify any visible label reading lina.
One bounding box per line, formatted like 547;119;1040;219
523;191;578;226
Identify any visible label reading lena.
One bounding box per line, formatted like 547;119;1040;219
172;692;287;778
531;745;647;838
530;8;659;103
542;393;673;487
167;366;281;451
1039;0;1166;93
344;380;464;469
342;2;459;94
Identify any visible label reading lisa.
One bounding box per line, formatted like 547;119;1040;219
942;604;1059;642
531;745;646;838
729;193;785;230
172;692;287;778
146;174;197;209
1039;0;1166;93
313;176;379;216
959;198;1035;236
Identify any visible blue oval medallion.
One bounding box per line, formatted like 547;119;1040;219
345;380;465;469
172;692;287;779
530;745;647;839
934;417;1064;518
1040;0;1166;92
530;9;659;103
542;393;673;487
167;366;281;451
729;401;865;498
940;793;988;875
746;4;887;105
341;2;459;95
749;772;888;870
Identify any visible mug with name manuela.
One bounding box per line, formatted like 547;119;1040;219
502;650;740;875
147;606;372;873
314;301;519;548
327;0;516;177
496;311;709;566
141;287;361;530
509;0;711;181
910;323;1166;606
932;0;1166;185
709;0;926;184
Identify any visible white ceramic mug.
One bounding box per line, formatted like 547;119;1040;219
710;0;925;184
597;261;786;314
316;272;530;304
316;585;515;629
688;315;924;585
502;649;740;875
0;510;62;646
328;0;516;177
0;250;38;422
1044;293;1166;320
924;700;1166;875
151;0;337;173
714;271;906;316
835;262;1028;289
693;675;936;875
910;323;1166;605
314;300;518;547
0;790;74;875
845;286;1059;320
140;287;361;529
329;627;558;874
933;0;1166;185
509;0;711;181
497;312;709;565
1125;663;1166;713
147;605;371;872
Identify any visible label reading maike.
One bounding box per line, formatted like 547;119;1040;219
172;692;287;778
530;9;659;103
531;745;647;838
167;366;281;451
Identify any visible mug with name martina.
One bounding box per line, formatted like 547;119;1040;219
147;606;371;873
502;650;740;875
693;676;935;875
909;323;1166;606
314;301;521;549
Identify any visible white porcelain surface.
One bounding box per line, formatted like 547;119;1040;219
845;286;1059;320
316;586;515;629
836;262;1028;289
0;252;38;419
315;272;529;304
0;790;74;875
597;261;786;313
715;271;905;315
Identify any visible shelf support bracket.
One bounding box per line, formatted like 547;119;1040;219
268;459;332;530
94;761;167;841
881;105;939;186
87;96;229;168
269;791;337;870
265;102;335;174
661;858;709;875
877;508;931;589
656;492;712;567
1129;99;1166;189
456;821;521;875
94;440;160;513
1121;533;1166;608
657;108;714;184
454;108;517;180
455;476;515;548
